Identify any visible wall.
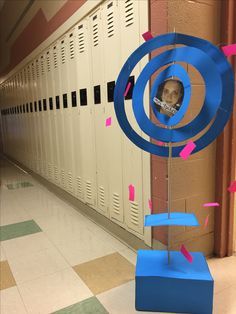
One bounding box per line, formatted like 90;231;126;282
150;0;221;256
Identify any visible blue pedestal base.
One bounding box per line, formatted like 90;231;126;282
135;250;214;313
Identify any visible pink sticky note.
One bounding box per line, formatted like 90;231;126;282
179;141;196;160
142;31;153;41
203;202;219;207
148;199;153;213
129;184;135;201
124;82;131;97
228;180;236;192
180;244;193;263
105;117;112;127
221;44;236;57
204;214;209;229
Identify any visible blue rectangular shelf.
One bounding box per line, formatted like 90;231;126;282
145;212;199;227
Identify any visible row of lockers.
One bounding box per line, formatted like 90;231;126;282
0;0;150;240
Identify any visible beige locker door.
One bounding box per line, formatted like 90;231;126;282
47;46;61;185
45;49;56;183
118;0;148;237
67;28;84;200
100;0;124;222
31;62;40;174
52;43;66;189
59;36;75;195
40;54;50;179
75;19;97;207
35;59;44;176
89;7;109;216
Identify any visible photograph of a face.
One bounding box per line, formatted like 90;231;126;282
153;79;184;117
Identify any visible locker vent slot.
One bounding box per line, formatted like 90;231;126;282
63;94;68;108
125;75;135;100
36;60;39;78
94;85;101;104
93;23;99;47
130;202;139;225
78;31;85;53
76;177;82;195
113;193;120;214
61;46;66;64
34;101;37;112
41;56;44;75
23;104;25;113
56;96;60;109
86;181;92;200
30;103;33;112
68;172;73;191
46;53;50;72
31;64;35;80
49;97;53;110
99;186;105;207
54;166;59;181
61;170;65;187
26;103;29;113
71;91;77;107
107;11;114;38
107;81;115;102
69;39;74;59
125;0;134;27
80;89;87;106
53;51;58;69
48;164;51;178
38;100;42;112
43;99;47;111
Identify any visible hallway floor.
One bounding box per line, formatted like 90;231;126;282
0;157;235;314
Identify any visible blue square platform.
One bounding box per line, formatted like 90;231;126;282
135;250;214;313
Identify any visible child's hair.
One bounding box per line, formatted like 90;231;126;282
156;79;184;105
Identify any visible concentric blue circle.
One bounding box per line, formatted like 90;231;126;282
113;33;234;157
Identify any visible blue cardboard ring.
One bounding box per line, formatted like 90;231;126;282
113;33;234;157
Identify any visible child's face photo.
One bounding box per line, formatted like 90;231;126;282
154;79;184;118
161;80;182;107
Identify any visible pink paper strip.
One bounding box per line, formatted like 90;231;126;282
204;214;209;229
156;140;165;146
221;44;236;57
124;82;131;97
180;244;193;263
129;184;135;201
203;202;219;207
148;199;153;213
142;31;153;41
179;141;196;160
105;117;112;127
228;180;236;192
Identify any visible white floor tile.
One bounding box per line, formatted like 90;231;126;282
18;268;92;314
0;244;7;261
213;284;236;314
119;247;137;265
97;280;152;314
8;247;70;284
2;232;54;260
54;229;116;266
0;286;28;314
0;206;30;226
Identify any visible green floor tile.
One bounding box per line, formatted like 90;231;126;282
0;220;42;241
6;181;33;190
52;297;109;314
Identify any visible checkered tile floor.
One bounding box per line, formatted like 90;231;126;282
0;157;236;313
